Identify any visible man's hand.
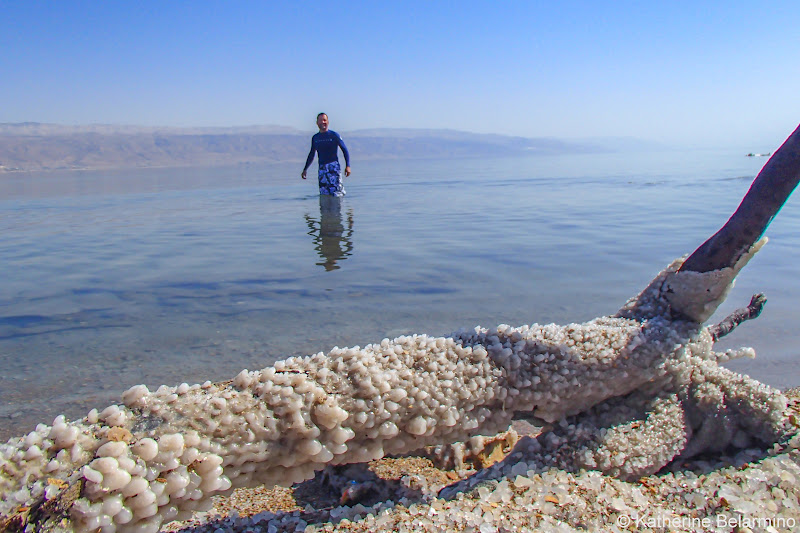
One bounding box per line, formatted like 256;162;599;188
301;170;307;180
344;166;351;177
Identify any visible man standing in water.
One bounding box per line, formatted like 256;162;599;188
301;113;351;196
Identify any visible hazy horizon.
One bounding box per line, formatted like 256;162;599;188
3;121;640;173
0;121;765;156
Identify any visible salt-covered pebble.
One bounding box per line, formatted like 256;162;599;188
96;441;127;458
131;438;158;461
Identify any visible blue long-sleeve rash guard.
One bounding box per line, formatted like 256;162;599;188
304;130;351;171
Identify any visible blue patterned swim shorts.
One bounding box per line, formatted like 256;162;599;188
318;161;346;197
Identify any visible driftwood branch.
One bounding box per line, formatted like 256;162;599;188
708;293;767;341
680;124;800;273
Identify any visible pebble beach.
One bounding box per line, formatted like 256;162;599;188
163;391;800;533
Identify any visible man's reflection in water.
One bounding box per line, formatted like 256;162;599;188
304;195;354;271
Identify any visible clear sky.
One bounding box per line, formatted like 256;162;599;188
3;1;799;148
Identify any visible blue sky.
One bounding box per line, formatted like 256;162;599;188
3;1;799;148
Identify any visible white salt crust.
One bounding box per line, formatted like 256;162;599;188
663;237;766;322
0;256;795;533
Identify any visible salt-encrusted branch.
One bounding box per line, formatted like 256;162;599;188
680;123;800;274
708;293;767;341
659;124;799;323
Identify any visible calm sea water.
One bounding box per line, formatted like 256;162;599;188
1;151;798;441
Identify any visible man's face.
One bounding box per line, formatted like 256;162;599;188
317;114;329;132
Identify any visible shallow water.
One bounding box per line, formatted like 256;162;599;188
1;151;797;440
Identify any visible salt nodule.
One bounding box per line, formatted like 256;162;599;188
1;246;799;533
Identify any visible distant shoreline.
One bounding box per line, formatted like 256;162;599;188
0;123;621;174
0;158;306;175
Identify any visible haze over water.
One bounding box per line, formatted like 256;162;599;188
1;151;798;441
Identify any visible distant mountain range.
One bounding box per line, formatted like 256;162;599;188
0;123;629;173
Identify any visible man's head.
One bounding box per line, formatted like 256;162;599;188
316;113;329;132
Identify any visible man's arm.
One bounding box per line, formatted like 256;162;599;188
301;139;316;179
337;134;351;177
